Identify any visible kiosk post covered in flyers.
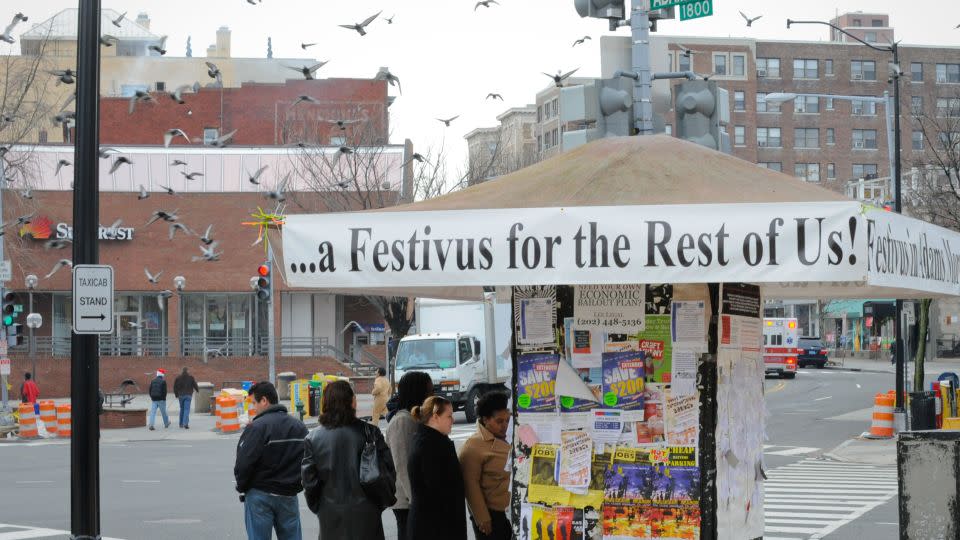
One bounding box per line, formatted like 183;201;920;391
280;136;960;540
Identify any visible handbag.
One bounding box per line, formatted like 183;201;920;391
359;421;397;510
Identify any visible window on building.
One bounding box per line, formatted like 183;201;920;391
852;129;878;149
910;62;923;82
825;59;834;76
794;163;820;182
734;91;745;111
551;99;559;117
734;125;745;146
714;54;727;75
733;55;746;77
203;128;220;145
851;60;877;81
756;93;780;113
757;127;782;147
937;97;960;117
181;294;261;357
155;81;166;92
679;53;691;72
851;98;877;116
911;95;924;115
939;131;960;148
38;129;48;144
551;128;559;148
826;97;835;110
826;128;835;145
794;128;819;149
936;63;960;83
872;19;884;27
117;41;144;57
864;32;877;43
537;134;542;150
852;18;862;26
329;136;346;146
665;124;672;135
827;163;836;179
793;58;818;79
758;162;782;172
537;106;542;122
794;95;819;113
757;57;780;78
853;163;879;179
912;131;924;150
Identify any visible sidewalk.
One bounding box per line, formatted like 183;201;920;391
825;434;897;466
828;355;960;377
2;393;376;443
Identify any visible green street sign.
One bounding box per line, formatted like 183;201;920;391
13;304;22;313
650;0;690;9
679;0;713;20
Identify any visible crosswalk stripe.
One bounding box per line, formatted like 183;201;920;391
764;446;820;456
763;458;898;539
0;524;123;540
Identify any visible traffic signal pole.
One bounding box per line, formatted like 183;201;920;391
72;0;102;538
0;157;7;415
629;0;655;135
267;247;276;384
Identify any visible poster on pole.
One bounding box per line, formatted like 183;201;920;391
574;284;646;333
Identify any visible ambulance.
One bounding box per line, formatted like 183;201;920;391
763;317;800;379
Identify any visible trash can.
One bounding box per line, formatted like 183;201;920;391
308;381;322;418
277;372;296;400
909;391;937;430
195;382;215;414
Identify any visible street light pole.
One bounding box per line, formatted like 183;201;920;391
72;1;102;538
787;18;906;419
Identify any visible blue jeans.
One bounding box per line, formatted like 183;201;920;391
243;488;302;540
178;396;192;427
148;400;169;428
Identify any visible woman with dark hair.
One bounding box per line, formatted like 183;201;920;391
302;380;395;539
407;395;466;540
384;371;434;540
459;392;511;540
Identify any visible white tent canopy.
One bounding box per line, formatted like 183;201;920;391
280;136;960;300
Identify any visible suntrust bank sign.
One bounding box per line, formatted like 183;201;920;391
56;222;135;241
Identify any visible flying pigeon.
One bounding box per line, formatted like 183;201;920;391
265;175;289;202
739;11;762;27
43;238;70;250
158;184;177;196
55;159;71;175
210;129;237;148
339;11;381;36
301;42;316;49
164;129;190;148
169;222;193;240
192;241;222;262
292;95;321;107
0;12;28;44
99;34;118;47
181;171;204;181
321;118;358;130
144;267;163;284
145;209;180;226
109;156;133;174
129;90;154;114
486;93;503;100
436;115;459;127
287;62;328;80
401;153;429;168
375;69;402;94
572;36;591;47
148;35;168;56
544;68;579;88
111;11;126;28
44;259;73;279
156;290;173;311
170;160;188;167
137;185;150;200
49;69;76;85
200;224;215;245
475;1;500;10
385;15;395;24
247;165;268;185
169;84;192;104
205;61;223;85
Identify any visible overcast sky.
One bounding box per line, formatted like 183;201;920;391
13;0;960;176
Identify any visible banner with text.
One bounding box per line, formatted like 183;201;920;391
282;202;960;295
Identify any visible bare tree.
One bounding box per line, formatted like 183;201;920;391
904;86;960;390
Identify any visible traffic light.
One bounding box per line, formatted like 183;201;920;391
674;80;730;153
560;78;633;149
255;262;271;301
2;291;18;327
573;0;624;20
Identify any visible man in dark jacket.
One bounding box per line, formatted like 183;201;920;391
234;381;308;540
173;367;200;429
147;369;170;431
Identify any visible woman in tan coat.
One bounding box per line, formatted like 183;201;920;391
458;392;511;540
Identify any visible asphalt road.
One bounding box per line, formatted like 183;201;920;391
0;369;902;540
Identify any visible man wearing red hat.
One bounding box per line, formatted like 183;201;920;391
148;369;170;430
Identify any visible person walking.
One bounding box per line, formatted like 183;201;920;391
302;379;395;539
147;369;170;430
173;367;200;429
370;367;391;425
20;372;40;408
407;395;466;540
385;371;434;540
235;381;308;540
459;392;512;540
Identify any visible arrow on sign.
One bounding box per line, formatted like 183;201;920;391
81;314;106;321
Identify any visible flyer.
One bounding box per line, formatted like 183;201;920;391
671;301;707;352
558;431;592;491
589;408;625;446
530;505;558;540
635;389;665;445
517;354;559;413
573;284;646;334
670;348;698;396
527;444;571;506
604;462;655;502
665;391;699;447
519;297;556;346
602;503;651;539
601;351;646;413
634;314;674;383
572;327;602;369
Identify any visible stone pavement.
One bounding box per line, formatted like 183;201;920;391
825;435;897;466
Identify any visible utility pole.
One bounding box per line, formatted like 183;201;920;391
628;1;654;135
0;157;7;417
72;1;102;538
267;246;276;384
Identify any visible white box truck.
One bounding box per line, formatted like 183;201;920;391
394;296;512;422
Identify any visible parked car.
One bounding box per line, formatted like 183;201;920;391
797;337;828;368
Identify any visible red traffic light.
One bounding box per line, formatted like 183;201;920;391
257;264;270;277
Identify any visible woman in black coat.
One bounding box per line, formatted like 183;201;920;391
302;380;396;540
406;396;467;540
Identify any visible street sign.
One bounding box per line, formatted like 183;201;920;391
678;0;712;20
650;0;692;9
0;358;9;376
72;265;114;334
0;260;10;283
13;304;22;313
